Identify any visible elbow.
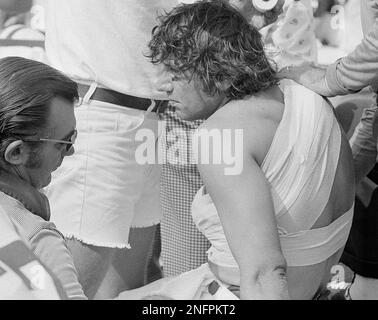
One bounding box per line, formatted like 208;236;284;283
240;254;290;299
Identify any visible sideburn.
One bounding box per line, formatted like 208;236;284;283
25;147;43;169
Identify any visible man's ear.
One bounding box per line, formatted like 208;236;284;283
4;141;28;165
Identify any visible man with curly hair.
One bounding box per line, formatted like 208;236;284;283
159;0;285;279
119;0;355;299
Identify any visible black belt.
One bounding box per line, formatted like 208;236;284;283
77;84;165;112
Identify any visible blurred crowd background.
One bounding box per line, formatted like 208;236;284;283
0;0;372;299
0;0;364;65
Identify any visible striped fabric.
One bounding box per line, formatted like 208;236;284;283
159;105;211;277
0;205;66;299
0;191;58;242
0;191;87;300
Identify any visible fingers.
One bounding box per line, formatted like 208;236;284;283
277;66;288;79
276;63;317;80
277;65;295;80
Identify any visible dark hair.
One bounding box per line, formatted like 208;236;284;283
0;56;78;157
148;0;278;100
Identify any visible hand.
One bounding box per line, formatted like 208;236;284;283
277;63;333;97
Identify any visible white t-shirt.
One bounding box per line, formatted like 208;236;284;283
44;0;179;100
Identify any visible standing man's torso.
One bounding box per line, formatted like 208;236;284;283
44;0;178;100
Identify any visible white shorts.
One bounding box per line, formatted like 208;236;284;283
45;99;162;249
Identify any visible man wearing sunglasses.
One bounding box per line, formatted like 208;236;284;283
4;111;77;191
24;129;77;155
0;56;86;299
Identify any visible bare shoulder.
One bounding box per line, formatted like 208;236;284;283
200;88;285;163
204;88;284;129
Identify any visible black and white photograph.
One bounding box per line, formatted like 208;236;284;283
0;0;377;305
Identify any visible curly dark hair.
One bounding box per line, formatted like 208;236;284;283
148;0;278;100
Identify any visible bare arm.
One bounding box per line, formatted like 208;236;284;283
30;229;87;300
196;109;289;300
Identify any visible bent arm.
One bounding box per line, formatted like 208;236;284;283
197;117;289;300
30;229;87;300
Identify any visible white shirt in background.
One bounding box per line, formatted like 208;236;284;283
44;0;179;100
